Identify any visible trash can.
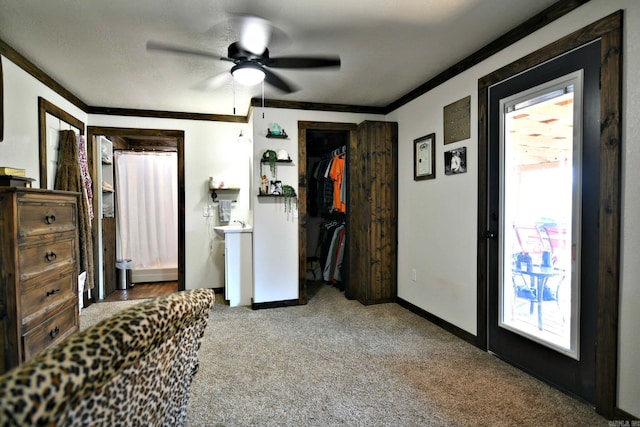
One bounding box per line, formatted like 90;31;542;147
115;259;133;290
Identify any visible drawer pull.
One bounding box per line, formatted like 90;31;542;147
44;214;57;224
45;252;57;262
46;289;61;297
49;326;60;339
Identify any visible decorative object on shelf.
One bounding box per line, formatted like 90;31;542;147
209;176;218;189
270;180;283;195
282;185;297;213
276;149;290;161
261;149;278;176
266;124;288;138
260;175;269;195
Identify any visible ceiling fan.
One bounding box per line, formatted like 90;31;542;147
146;15;341;94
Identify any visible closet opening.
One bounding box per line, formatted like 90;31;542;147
298;122;357;304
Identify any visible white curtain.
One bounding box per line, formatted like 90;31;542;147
114;151;178;269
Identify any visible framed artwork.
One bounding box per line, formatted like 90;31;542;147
270;180;283;195
444;146;467;175
414;133;436;181
443;95;471;145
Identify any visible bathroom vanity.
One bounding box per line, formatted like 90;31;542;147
214;225;253;307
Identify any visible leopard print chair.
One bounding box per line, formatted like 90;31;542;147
0;288;215;426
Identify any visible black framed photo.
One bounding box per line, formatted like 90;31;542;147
414;133;436;181
444;146;467;175
270;180;283;195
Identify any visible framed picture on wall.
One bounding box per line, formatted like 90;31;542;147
270;180;283;195
444;146;467;175
414;133;436;181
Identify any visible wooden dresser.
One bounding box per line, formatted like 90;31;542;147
0;188;80;374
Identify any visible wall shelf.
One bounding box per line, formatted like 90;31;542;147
266;130;288;139
210;187;239;201
260;159;293;164
257;191;296;198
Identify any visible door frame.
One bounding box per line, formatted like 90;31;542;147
477;11;622;418
297;121;357;304
87;126;186;294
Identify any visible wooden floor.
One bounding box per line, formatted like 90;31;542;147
102;281;178;302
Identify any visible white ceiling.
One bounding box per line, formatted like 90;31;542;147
0;0;559;117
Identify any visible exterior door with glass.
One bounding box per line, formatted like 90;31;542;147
487;41;600;402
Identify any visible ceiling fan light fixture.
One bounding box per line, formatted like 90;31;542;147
231;63;265;86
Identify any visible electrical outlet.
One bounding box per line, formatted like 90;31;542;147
202;206;209;217
411;268;417;281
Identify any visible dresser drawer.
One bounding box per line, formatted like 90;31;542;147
22;302;78;361
18;199;76;237
18;237;76;281
21;270;76;324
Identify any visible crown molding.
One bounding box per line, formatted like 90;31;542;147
87;106;248;123
250;98;385;115
0;38;88;111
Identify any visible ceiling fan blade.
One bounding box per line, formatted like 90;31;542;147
192;72;230;91
146;40;227;61
266;56;341;69
263;68;298;93
236;15;272;55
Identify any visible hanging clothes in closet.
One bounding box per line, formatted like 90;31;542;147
308;145;348;289
310;146;347;216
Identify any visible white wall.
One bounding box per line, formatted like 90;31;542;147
0;57;88;187
251;108;379;303
387;0;639;416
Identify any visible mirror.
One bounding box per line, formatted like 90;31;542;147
37;97;85;189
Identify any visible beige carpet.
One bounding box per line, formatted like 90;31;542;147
81;284;607;426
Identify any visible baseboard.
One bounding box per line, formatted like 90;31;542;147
251;299;301;310
131;268;178;283
614;407;639;422
360;297;396;305
395;297;478;346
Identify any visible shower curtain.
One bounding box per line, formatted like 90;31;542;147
114;151;178;272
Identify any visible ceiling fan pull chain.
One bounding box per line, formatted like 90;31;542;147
262;80;265;119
